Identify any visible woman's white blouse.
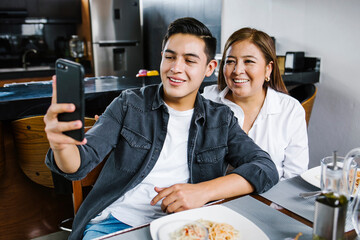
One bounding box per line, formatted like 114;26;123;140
202;85;309;180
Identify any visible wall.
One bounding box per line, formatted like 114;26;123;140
142;0;221;70
222;0;360;168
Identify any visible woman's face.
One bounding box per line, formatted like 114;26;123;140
223;40;272;101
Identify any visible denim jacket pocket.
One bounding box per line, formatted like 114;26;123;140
114;127;152;172
196;146;227;164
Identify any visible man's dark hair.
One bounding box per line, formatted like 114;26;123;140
162;17;217;63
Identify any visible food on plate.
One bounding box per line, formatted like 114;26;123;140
349;170;360;195
170;219;239;240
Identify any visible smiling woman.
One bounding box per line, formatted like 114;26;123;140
203;27;309;180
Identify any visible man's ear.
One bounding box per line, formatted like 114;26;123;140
205;59;218;77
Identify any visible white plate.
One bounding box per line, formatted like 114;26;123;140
150;205;269;240
301;166;359;196
300;166;321;188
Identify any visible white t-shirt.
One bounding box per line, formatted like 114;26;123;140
91;104;193;226
202;85;309;180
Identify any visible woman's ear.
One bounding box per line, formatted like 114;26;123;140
205;59;218;77
265;61;273;78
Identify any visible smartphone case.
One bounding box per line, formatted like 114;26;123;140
56;58;85;141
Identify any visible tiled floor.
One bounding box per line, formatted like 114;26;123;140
32;231;70;240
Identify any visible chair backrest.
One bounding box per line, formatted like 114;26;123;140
70;117;107;215
289;84;317;126
0;121;5;179
72;159;106;215
11;116;96;188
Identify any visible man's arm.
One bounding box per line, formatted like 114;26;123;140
44;76;86;173
151;173;253;213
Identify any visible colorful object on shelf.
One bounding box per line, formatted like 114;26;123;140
136;69;159;77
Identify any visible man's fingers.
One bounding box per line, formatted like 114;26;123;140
51;75;57;104
56;120;83;133
48;132;87;147
151;187;171;205
45;120;82;139
165;201;184;213
47;103;76;117
154;187;165;193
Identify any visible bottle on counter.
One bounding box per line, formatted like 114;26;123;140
69;35;85;61
313;151;348;240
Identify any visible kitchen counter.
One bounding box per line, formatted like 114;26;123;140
0;60;93;81
0;66;55;80
0;70;319;121
0;75;216;121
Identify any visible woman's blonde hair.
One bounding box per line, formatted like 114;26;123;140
218;28;287;94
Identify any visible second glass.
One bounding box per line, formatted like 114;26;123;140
320;156;357;195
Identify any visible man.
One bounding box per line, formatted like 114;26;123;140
44;17;278;239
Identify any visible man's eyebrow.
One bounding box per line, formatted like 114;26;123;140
164;49;176;54
184;53;200;59
164;49;200;59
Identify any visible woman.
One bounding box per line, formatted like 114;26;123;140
203;28;308;179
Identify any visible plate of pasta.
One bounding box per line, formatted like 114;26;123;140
150;205;269;240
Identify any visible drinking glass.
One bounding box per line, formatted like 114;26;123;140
320;156;357;195
346;148;360;237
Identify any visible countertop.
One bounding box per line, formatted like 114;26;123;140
0;70;319;121
0;60;93;80
0;75;216;121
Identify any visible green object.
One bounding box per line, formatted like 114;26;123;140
316;192;348;207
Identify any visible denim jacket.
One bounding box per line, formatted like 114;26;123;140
46;84;279;239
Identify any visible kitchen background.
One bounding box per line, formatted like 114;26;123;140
0;0;221;76
0;0;359;178
0;0;82;68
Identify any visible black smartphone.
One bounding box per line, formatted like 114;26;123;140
55;58;85;141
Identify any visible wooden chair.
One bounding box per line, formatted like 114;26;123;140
59;155;107;232
0;121;5;179
289;84;317;127
11;115;106;232
72;159;106;215
11;116;96;188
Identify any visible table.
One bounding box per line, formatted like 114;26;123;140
94;175;359;240
98;195;313;240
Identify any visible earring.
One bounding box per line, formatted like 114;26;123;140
265;77;270;82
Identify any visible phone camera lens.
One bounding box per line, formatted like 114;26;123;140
57;63;64;69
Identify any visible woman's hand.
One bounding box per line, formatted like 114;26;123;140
150;183;209;213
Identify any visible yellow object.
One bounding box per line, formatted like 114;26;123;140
146;70;159;76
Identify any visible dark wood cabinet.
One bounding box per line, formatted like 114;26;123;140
0;0;81;23
0;0;27;10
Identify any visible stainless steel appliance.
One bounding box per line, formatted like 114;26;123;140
89;0;143;77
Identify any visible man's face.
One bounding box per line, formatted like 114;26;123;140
160;33;216;110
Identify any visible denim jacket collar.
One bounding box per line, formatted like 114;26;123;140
152;83;206;123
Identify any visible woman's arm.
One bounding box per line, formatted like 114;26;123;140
282;103;309;179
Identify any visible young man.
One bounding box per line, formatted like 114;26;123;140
44;17;279;239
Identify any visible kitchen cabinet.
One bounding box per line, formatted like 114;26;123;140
0;0;81;23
